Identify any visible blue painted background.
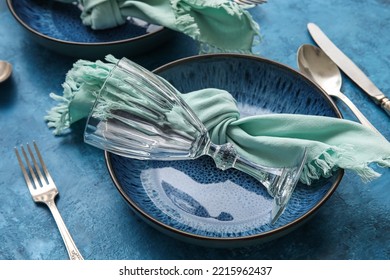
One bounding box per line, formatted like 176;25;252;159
0;0;389;259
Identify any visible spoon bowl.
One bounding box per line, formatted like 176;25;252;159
0;61;12;83
297;44;380;134
297;44;342;94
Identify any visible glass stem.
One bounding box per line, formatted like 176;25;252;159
206;142;282;197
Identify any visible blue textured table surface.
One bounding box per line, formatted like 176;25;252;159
1;0;389;260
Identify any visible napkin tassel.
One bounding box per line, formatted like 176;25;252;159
352;159;390;182
301;145;390;185
45;89;73;135
44;56;118;135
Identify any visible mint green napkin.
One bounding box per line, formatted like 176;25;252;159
45;55;390;185
55;0;260;53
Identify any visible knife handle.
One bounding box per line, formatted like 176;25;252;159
380;97;390;116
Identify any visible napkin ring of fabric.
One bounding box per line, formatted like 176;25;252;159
45;55;390;185
55;0;261;53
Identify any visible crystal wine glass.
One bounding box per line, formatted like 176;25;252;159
84;58;307;224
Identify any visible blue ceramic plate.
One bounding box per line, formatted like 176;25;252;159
105;54;344;247
7;0;171;59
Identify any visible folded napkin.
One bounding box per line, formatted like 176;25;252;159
55;0;261;53
45;55;390;185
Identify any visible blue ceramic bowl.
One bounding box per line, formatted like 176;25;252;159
7;0;172;59
105;54;344;247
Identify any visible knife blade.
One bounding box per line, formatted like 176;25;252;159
307;22;390;116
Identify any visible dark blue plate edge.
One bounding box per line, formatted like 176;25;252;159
104;53;345;247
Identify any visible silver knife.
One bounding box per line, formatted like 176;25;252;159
307;22;390;117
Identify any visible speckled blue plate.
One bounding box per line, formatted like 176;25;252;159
7;0;172;59
105;54;344;247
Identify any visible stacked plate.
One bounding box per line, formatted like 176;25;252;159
7;0;172;59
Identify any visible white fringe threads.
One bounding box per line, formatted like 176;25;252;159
44;55;119;135
301;145;390;185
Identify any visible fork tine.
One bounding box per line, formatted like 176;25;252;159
26;142;48;187
15;147;36;193
32;141;54;186
21;144;42;189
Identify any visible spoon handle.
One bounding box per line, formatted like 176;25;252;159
335;91;381;135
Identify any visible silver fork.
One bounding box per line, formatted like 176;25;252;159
15;141;84;260
234;0;267;5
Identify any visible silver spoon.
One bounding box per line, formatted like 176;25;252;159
297;44;380;134
0;60;12;83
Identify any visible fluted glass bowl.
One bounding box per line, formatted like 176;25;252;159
104;54;344;247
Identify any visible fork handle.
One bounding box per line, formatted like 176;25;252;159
46;200;84;260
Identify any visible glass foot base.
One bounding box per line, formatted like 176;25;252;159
270;149;307;224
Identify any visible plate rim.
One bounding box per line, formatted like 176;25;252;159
104;53;344;246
